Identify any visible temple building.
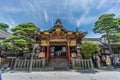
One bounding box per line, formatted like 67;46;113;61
34;19;87;64
0;30;11;42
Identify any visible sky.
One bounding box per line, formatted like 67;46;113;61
0;0;120;38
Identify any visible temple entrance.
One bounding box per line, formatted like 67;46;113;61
48;46;68;70
50;46;67;57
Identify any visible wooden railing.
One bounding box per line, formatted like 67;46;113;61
0;57;16;69
71;58;93;69
14;58;46;70
32;59;45;70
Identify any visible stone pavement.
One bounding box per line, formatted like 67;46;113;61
2;69;120;80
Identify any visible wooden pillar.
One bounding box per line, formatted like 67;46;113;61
67;44;71;63
46;46;50;63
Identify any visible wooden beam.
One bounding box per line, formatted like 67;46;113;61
67;45;71;63
46;46;49;63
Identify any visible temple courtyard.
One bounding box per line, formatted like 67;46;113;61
2;69;120;80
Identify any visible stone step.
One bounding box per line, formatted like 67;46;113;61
54;67;69;71
43;66;54;71
47;57;68;69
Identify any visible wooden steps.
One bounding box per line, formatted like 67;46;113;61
44;57;69;71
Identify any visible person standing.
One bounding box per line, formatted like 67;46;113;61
92;54;97;68
113;56;120;69
96;55;101;68
102;55;106;66
106;56;112;70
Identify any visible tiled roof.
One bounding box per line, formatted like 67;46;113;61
0;30;12;39
111;42;120;44
82;38;100;41
43;19;73;32
83;38;108;48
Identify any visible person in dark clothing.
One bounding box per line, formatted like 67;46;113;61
113;56;120;69
101;55;106;66
92;54;97;68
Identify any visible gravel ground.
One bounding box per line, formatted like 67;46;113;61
1;70;120;80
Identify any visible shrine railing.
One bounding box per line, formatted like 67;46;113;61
14;58;46;70
0;57;16;70
71;58;93;70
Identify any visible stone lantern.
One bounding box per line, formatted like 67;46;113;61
76;44;82;59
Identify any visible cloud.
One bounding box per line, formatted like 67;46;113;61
96;0;107;9
0;0;120;38
70;0;90;9
0;16;16;32
77;9;91;27
107;1;120;17
77;9;98;27
28;2;35;14
64;0;68;9
70;0;96;11
8;18;16;29
77;15;98;29
0;6;22;13
44;9;49;22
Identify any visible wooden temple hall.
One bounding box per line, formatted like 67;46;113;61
33;19;87;64
1;19;94;71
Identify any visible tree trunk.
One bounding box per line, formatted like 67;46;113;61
106;32;113;54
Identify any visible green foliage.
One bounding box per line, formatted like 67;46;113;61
0;23;9;32
11;22;39;34
2;22;39;51
93;14;120;34
2;36;29;50
93;13;120;54
110;33;120;42
101;34;107;38
81;41;100;59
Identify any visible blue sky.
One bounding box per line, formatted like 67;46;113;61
0;0;120;38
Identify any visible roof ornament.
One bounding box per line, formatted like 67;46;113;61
55;19;62;26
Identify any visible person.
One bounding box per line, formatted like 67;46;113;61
0;69;2;80
96;55;101;68
106;56;112;70
94;53;101;68
0;57;1;63
92;54;97;68
113;56;120;69
110;55;114;67
101;55;106;66
57;50;61;56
